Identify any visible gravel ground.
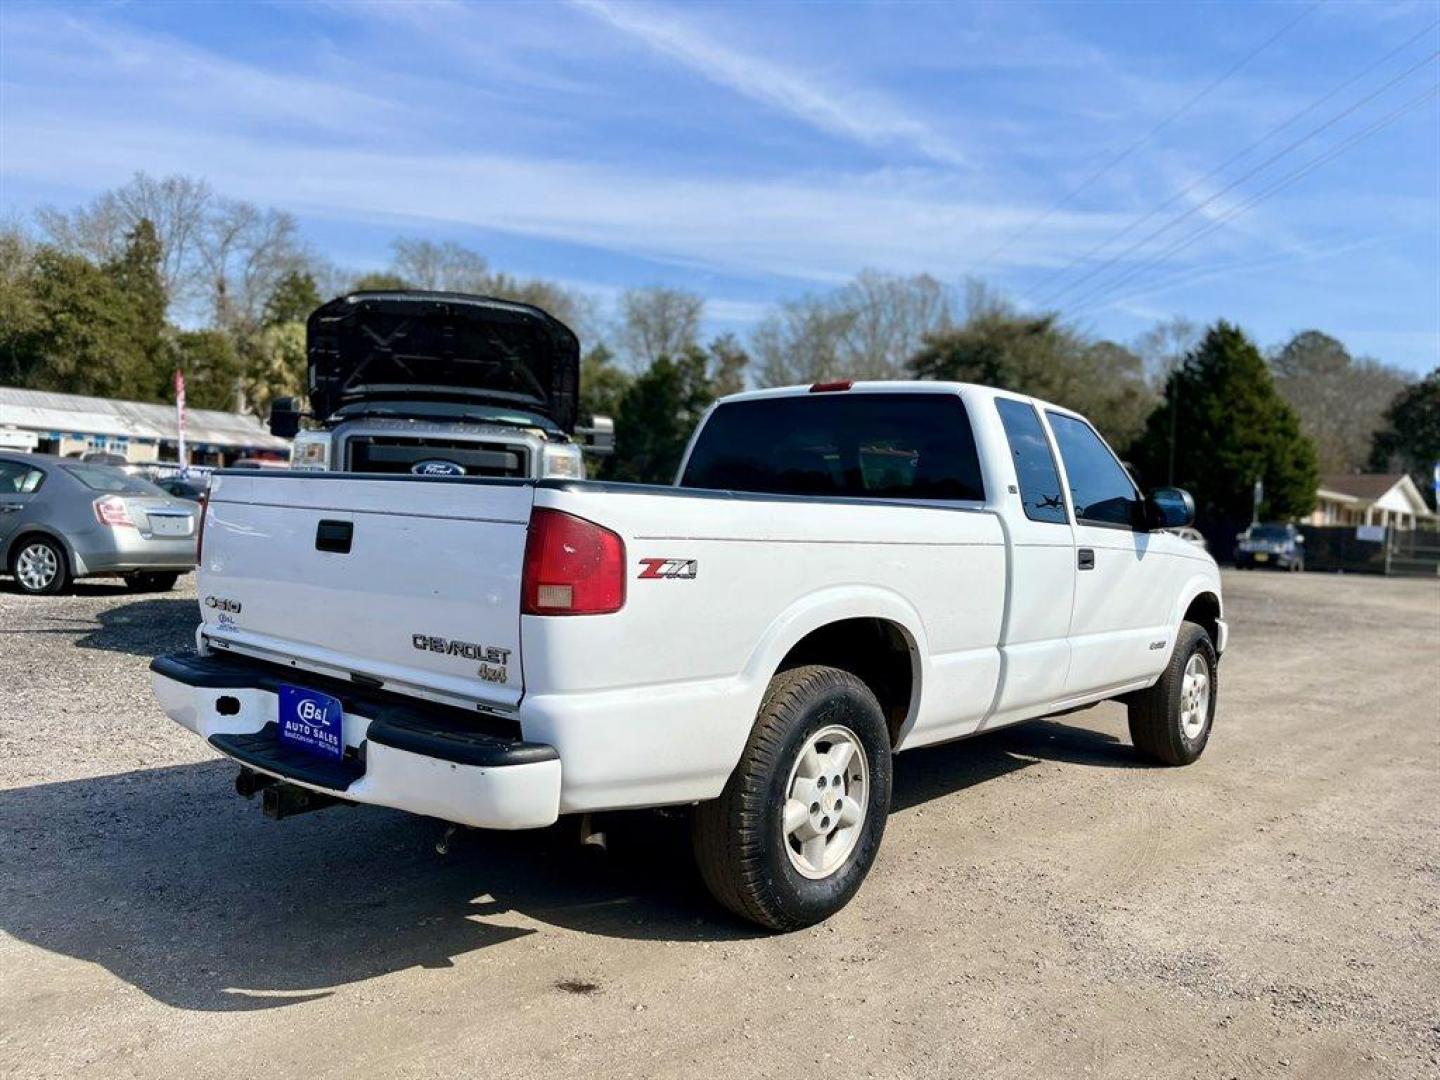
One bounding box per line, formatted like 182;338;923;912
0;570;1436;1079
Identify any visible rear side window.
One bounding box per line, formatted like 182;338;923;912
0;461;45;494
62;465;165;496
1046;412;1140;528
682;393;986;502
994;399;1067;524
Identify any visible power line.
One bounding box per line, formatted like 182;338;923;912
1035;47;1439;309
1066;82;1440;318
962;2;1317;280
1023;17;1440;305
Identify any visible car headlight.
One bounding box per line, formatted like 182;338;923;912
540;443;585;480
291;432;330;471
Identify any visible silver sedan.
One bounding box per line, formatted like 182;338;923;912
0;453;198;595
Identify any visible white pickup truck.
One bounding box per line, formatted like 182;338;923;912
152;381;1225;929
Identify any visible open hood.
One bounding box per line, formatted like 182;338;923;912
306;291;580;432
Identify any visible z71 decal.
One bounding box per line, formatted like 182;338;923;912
638;558;698;580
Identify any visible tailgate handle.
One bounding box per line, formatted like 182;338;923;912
316;519;353;554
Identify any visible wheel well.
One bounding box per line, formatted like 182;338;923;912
1184;592;1221;649
776;618;916;746
5;530;73;576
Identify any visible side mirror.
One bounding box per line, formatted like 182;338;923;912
268;397;302;439
1145;486;1195;530
576;415;615;457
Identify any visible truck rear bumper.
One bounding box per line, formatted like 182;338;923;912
150;653;561;830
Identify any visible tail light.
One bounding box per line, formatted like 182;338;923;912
522;508;625;615
94;495;134;528
809;380;854;393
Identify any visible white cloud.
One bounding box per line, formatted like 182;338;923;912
568;0;971;168
2;112;1126;285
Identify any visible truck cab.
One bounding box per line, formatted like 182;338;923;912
271;291;601;480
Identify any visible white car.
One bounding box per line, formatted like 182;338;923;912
152;381;1226;929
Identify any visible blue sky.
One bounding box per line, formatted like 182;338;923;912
1;0;1437;371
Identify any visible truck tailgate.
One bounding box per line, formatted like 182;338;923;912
198;473;532;709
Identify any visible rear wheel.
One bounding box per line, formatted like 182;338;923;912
692;665;892;931
1128;621;1216;766
125;571;180;593
11;536;69;595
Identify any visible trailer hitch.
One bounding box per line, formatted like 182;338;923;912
261;780;343;820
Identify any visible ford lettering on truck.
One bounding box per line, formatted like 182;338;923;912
152;380;1226;931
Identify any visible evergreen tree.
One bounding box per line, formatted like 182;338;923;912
171;329;244;411
1132;322;1318;526
262;270;322;327
579;344;631;425
909;307;1154;451
1369;369;1440;509
107;219;170;398
605;350;714;483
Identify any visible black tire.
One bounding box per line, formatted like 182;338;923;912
9;535;70;595
1127;621;1217;766
692;665;892;931
125;571;180;593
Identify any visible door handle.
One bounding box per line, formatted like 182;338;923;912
1077;548;1095;571
0;503;22;513
315;519;353;554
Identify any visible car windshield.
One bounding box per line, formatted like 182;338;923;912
63;465;167;496
1251;525;1291;541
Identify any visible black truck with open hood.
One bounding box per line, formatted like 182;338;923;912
270;291;608;480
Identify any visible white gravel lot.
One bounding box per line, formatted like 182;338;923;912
0;570;1436;1079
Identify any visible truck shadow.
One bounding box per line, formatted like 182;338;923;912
0;713;1138;1012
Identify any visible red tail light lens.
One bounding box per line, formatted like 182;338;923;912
94;495;134;528
522;508;625;615
809;380;854;393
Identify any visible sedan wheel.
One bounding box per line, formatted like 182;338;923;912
12;539;68;595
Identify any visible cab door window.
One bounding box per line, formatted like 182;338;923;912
1046;413;1140;529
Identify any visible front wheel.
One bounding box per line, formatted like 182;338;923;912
692;665;892;931
1128;621;1217;766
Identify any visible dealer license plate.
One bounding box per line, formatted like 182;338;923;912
277;685;344;760
1254;552;1269;562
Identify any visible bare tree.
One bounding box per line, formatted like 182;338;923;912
1135;315;1199;388
618;286;704;370
390;238;491;293
753;295;855;387
196;199;306;330
36;172;212;310
1270;330;1412;474
753;270;953;387
380;237;593;338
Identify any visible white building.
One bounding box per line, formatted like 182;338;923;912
1305;473;1436;531
0;386;290;466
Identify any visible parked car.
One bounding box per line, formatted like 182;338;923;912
1235;522;1304;571
151;381;1226;929
0;452;198;595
